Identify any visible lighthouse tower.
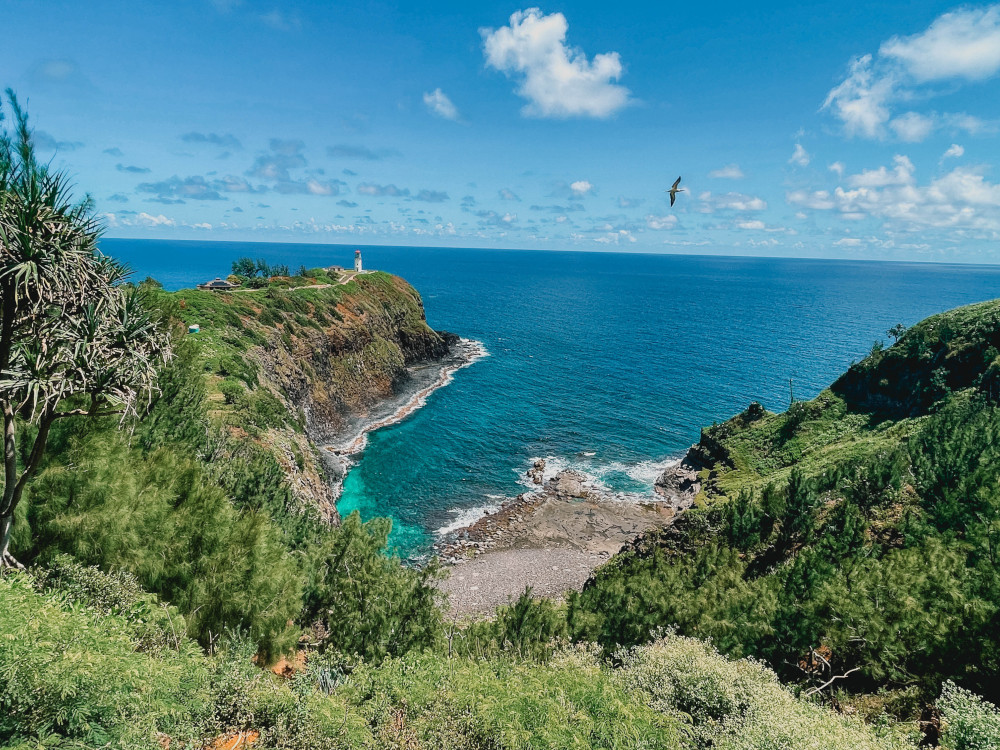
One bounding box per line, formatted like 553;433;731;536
354;249;363;272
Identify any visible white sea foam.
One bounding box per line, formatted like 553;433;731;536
515;453;682;503
435;502;501;535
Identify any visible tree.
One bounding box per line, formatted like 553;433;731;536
0;90;171;568
887;323;906;343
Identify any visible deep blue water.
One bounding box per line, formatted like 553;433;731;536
104;239;1000;556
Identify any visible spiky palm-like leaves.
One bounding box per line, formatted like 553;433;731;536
0;90;171;568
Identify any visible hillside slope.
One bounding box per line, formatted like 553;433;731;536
571;297;1000;710
165;271;453;521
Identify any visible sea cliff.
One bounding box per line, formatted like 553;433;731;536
167;271;455;521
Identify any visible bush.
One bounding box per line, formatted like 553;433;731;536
302;512;444;661
939;681;1000;750
0;573;210;748
24;434;303;660
341;646;683;749
618;633;915;750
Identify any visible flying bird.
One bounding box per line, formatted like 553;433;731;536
666;176;685;207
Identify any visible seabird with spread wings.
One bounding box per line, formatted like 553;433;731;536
666;176;685;207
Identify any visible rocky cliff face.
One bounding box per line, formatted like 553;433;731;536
251;274;452;443
173;272;453;523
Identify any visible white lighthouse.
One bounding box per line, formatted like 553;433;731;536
354;249;363;272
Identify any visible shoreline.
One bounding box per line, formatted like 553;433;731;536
320;337;487;497
435;457;701;617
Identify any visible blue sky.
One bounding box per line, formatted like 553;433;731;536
3;0;1000;261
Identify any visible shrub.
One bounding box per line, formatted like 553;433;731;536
618;634;915;750
939;681;1000;750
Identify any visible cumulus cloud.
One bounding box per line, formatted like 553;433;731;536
829;161;845;176
569;180;593;196
789;143;810;167
247;139;307;181
736;220;766;230
327;144;400;160
708;164;745;179
116;163;151;174
357;182;410;197
33;131;83;152
241;139;343;195
645;214;678;230
890;112;935;142
824;6;1000;140
414;189;449;202
104;211;177;228
481;8;631;118
881;6;1000;81
788;155;1000;232
423;89;461;121
182;132;243;149
698;191;768;212
476;209;518;227
847;154;914;188
137;176;227;203
943;143;965;160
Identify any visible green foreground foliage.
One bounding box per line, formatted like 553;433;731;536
2;566;933;750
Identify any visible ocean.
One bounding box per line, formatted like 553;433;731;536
104;238;1000;557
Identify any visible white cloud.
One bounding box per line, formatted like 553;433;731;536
847;155;915;188
880;6;1000;82
736;220;766;230
423;88;460;121
593;229;636;244
481;8;631;118
645;214;678;230
499;188;521;201
824;6;1000;140
889;112;935;142
789;157;1000;233
829;161;845;176
789;143;810;167
834;237;864;247
823;54;894;138
699;191;768;212
569;180;593;196
708;164;744;179
943;143;965;160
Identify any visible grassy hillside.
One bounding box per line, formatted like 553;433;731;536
568;297;1000;715
155;270;451;522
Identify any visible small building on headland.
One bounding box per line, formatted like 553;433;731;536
197;277;239;291
354;249;363;272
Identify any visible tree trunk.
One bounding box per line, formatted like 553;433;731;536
0;513;23;571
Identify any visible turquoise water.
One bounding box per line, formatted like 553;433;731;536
106;239;1000;556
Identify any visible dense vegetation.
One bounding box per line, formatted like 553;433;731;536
566;301;1000;711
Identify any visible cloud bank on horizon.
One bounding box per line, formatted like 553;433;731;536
3;1;1000;261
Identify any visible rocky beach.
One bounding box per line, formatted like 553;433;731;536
436;453;705;617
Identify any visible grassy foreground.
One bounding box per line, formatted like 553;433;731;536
0;561;937;750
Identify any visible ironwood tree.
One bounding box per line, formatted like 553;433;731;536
0;90;171;568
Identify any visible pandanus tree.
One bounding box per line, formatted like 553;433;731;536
0;91;171;569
